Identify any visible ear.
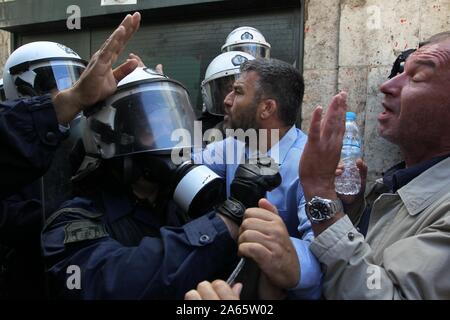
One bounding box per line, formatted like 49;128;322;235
259;98;277;120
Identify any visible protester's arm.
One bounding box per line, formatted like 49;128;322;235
52;12;141;125
287;237;322;299
299;92;450;299
284;191;322;299
299;92;348;236
0;13;141;197
310;215;450;299
238;199;300;298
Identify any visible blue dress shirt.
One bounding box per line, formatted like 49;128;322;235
193;126;322;299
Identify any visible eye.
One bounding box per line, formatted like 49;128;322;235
411;71;428;82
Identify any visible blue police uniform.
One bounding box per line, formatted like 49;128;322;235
0;94;67;197
41;189;238;299
0;94;67;298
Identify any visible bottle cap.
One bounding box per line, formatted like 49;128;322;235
346;112;357;121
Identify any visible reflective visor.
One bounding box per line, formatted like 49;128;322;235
104;81;196;156
31;60;85;94
225;44;270;59
202;74;238;116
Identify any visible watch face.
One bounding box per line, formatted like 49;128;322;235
307;198;331;222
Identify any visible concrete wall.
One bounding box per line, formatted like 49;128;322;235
0;29;10;76
302;0;450;184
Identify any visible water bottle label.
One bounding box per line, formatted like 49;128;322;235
343;142;361;148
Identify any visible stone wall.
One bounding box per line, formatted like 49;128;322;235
302;0;450;184
0;29;10;77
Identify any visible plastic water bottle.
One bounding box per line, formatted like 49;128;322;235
335;112;361;195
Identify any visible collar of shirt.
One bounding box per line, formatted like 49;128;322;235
383;153;450;193
245;125;298;165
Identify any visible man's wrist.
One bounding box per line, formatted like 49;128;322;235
217;213;239;241
304;187;338;202
52;88;83;125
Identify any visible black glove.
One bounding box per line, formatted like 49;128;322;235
216;156;281;225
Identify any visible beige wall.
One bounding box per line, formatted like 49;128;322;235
0;30;10;76
302;0;450;184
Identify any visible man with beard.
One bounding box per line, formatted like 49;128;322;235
193;58;322;299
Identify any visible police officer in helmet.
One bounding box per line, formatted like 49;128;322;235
42;67;281;299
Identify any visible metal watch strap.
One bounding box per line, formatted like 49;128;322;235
330;198;344;215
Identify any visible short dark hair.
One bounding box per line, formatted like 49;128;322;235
240;58;304;126
420;31;450;47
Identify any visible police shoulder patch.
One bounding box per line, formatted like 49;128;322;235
64;220;109;244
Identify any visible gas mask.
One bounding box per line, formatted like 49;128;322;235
78;67;225;217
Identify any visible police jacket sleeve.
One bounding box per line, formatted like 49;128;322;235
0;95;67;198
41;200;238;299
0;195;42;247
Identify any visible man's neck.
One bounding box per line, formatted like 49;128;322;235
402;148;450;167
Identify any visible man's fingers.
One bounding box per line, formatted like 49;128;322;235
258;198;278;215
212;280;240;300
99;12;141;66
243;207;280;222
113;59;139;82
196;281;220;300
98;26;126;63
184;289;202;300
308;106;323;143
129;53;146;67
323;92;347;140
238;228;271;248
119;12;141;42
155;64;164;74
232;283;243;298
113;12;141;59
238;242;271;268
356;159;368;180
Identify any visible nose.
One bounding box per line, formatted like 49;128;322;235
224;90;234;110
379;73;404;96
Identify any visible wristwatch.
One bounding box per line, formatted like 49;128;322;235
305;196;344;224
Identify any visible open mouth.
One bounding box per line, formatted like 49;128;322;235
378;103;395;120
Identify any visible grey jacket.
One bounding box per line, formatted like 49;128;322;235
310;156;450;299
